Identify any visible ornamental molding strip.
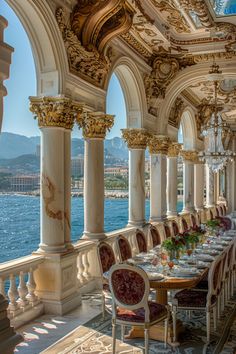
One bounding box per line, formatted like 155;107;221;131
121;128;150;149
168;142;182;157
29;96;83;130
148;134;170;154
179;0;213;28
77;112;114;139
168;97;186;128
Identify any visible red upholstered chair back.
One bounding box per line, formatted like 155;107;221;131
164;224;171;238
136;229;147;253
117;235;132;261
182;218;188;232
150;226;161;247
98;242;116;274
220;206;224;216
191;214;197;227
216;207;220;217
208;255;223;302
223;205;227;215
172;221;179;236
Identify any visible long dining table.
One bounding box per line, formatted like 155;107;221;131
123;229;236;344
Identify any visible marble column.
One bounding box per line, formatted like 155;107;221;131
205;164;215;207
30;96;83;252
194;160;205;211
147;135;170;221
122;129;149;226
78;112;114;239
181;151;197;213
0;15;14;131
167;143;182;217
30;96;84;315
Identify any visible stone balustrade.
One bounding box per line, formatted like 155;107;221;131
0;254;44;329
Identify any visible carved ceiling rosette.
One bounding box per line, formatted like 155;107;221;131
121;128;150;149
77;112;114;139
168;142;182;157
148;134;170;155
29;96;83;130
180;150;198;162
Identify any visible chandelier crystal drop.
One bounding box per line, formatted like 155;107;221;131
199;63;234;173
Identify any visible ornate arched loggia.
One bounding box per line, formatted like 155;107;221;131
159;62;236;134
6;0;68;96
180;107;198;150
106;57;148;128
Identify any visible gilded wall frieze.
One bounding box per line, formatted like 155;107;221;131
168;97;185;128
77;112;114;139
148;135;170;155
180;150;198;162
121;32;152;60
150;0;191;33
121;128;150;149
71;0;134;54
179;0;213;28
29;96;83;130
168;142;182;157
56;7;111;87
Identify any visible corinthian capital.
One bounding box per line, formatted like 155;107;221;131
148;135;170;155
180;150;198;162
121;128;149;149
77;112;114;139
29;96;83;130
168;142;182;157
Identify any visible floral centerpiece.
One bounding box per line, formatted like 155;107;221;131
162;236;185;259
206;219;221;235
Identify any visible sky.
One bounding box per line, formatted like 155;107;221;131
1;0;126;138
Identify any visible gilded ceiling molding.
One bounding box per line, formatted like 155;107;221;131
77;112;114;139
29;96;83;130
179;0;213;28
180;150;198;162
168;97;185;128
168;142;182;157
121;32;152;60
71;0;134;54
150;0;191;33
148;135;170;155
121;128;150;149
56;7;111;87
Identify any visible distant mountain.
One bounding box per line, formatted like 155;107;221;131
0;154;40;174
0;132;129;162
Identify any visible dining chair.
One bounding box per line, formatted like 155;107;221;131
116;234;132;262
223;204;227;216
181;218;188;232
136;229;147;253
219;205;224;216
190;214;197;228
149;225;161;248
97;241;116;318
172;221;179;236
164;224;171;238
172;254;223;343
109;263;170;354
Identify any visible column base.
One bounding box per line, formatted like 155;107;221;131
181;208;195;214
82;232;106;240
149;216;167;222
37;243;68;254
167;211;178;218
34;251;81;315
127;220;146;227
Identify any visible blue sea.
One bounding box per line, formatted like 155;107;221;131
0;195;183;263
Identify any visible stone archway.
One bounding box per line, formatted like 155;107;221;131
180;107;198;150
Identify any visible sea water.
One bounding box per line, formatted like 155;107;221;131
0;195;183;263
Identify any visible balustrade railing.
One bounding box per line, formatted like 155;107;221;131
0;254;44;328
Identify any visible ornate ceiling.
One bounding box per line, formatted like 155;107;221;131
54;0;236;131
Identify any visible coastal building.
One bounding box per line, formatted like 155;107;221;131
1;1;236;353
104;166;128;177
71;156;84;179
9;175;40;192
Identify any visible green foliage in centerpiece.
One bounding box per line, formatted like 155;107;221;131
162;236;185;251
206;219;220;229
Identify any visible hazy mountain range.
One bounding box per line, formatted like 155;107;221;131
0;132;129;160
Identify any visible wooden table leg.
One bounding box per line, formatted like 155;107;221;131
156;289;168;305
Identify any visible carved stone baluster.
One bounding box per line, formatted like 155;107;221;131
18;271;29;309
8;274;19;313
78;252;86;286
0;278;6;298
26;267;38;306
83;251;91;280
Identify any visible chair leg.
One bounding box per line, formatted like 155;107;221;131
231;273;234;298
217;297;221;319
144;327;149;354
172;306;177;343
121;325;125;342
164;317;169;348
102;292;105;319
206;311;211;343
112;320;116;354
213;306;217;331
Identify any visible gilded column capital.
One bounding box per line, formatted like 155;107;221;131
148;135;170;155
180;150;198;162
168;142;182;157
77;112;114;139
29;96;83;130
121;128;149;149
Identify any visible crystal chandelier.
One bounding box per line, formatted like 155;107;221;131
199;63;233;173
